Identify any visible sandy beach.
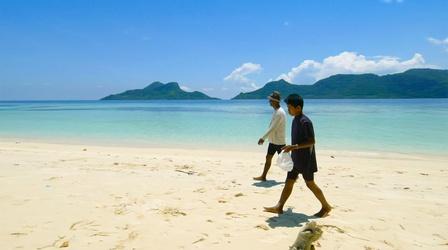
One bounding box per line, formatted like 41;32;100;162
1;140;447;249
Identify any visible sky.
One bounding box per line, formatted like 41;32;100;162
0;0;447;100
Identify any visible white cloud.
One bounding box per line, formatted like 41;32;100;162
224;62;262;83
277;51;438;84
180;85;191;91
224;62;262;90
428;37;448;52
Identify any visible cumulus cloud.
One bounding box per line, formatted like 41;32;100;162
224;62;262;90
224;62;262;83
428;37;448;52
277;51;437;84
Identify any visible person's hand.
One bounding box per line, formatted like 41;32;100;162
258;138;264;145
281;145;296;153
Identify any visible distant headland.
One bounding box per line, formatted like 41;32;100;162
101;69;448;100
101;82;219;100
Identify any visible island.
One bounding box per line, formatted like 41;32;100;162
232;69;448;99
101;82;219;100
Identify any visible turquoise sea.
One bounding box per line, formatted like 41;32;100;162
0;99;447;155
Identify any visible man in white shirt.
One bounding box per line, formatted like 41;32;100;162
254;91;286;181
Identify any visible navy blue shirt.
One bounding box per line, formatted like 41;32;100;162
291;114;318;174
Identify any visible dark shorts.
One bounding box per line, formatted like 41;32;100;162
286;168;314;181
267;143;285;155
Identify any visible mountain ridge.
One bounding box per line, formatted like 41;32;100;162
232;68;448;99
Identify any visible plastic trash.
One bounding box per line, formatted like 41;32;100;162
276;151;293;171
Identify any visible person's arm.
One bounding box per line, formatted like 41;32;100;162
260;112;282;142
281;138;315;152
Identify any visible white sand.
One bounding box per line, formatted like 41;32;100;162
1;140;447;249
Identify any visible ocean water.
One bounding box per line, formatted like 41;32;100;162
0;99;447;155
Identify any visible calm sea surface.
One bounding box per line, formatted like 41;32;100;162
0;99;447;155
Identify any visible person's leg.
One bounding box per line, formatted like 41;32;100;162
253;154;274;181
305;180;332;217
263;178;296;214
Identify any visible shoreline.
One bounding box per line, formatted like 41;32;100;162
1;139;447;249
1;136;447;160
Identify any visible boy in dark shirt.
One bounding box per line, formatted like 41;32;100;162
264;94;331;217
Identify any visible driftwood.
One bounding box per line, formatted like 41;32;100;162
289;221;322;250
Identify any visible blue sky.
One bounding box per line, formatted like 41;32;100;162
0;0;447;100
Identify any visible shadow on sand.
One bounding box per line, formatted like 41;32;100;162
266;208;313;228
252;180;284;188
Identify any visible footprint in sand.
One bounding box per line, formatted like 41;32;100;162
218;198;228;203
70;220;98;231
175;165;198;175
192;238;206;244
114;204;129;215
159;207;187;217
255;224;269;231
343;174;355;178
225;211;246;218
10;232;28;236
46;176;62;181
37;236;69;249
128;231;138;240
90;232;111;237
193;188;206;193
231;180;241;186
192;233;208;244
383;240;394;248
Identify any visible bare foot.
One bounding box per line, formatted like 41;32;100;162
313;206;331;218
253;176;266;181
263;206;283;214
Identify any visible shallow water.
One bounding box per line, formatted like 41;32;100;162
0;99;447;155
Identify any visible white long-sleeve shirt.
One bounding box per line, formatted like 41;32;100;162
261;107;286;145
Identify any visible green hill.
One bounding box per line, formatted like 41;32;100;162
101;82;218;100
232;68;448;99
